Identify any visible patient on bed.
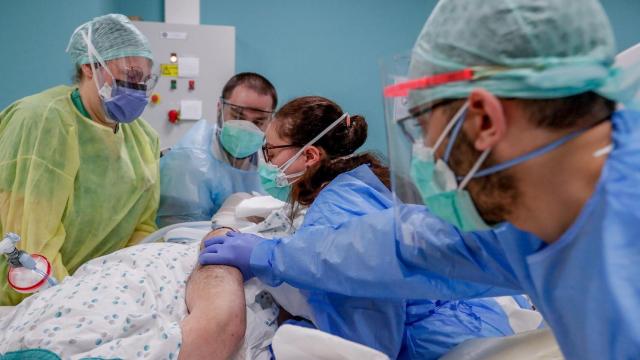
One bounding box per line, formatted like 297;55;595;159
0;189;542;360
0;95;544;360
0;194;310;360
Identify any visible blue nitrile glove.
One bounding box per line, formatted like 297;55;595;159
199;232;267;281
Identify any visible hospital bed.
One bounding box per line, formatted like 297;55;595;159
138;193;566;360
0;193;564;359
0;302;562;360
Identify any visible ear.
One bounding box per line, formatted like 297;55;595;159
466;88;508;151
81;64;94;80
303;146;323;168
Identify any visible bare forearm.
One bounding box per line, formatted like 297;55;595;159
180;230;246;360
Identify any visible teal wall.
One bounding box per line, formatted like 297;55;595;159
0;0;114;107
2;1;639;153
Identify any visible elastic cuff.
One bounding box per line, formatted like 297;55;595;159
250;238;283;287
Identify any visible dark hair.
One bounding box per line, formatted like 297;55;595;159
222;72;278;110
515;92;615;129
275;96;390;205
443;91;615;129
73;65;84;83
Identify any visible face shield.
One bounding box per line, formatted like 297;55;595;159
382;48;625;233
217;98;273;159
80;27;159;124
382;52;493;232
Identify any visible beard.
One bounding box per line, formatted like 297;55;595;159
446;130;519;225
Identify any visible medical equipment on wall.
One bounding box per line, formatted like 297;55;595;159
132;21;235;148
1;233;58;293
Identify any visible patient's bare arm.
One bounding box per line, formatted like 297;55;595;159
179;229;246;360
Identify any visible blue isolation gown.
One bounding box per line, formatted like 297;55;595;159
157;119;264;227
262;164;526;359
251;110;640;359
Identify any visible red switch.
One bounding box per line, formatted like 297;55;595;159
188;80;195;91
150;93;160;104
168;109;179;124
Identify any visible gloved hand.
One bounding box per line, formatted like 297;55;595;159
199;232;267;281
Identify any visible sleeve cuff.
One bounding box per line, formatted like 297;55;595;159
250;238;283;287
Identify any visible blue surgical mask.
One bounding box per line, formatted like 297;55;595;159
219;120;265;158
99;80;148;123
410;102;586;231
80;27;151;124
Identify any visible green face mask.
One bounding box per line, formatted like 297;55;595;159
410;102;588;232
411;150;490;231
219;120;265;158
409;103;491;232
258;162;300;202
422;190;490;231
258;112;350;201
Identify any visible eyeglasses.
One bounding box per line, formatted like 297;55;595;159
261;143;299;163
221;99;274;128
397;99;456;144
95;63;159;95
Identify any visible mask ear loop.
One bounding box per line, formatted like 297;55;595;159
457;126;591;191
80;26;121;132
442;104;468;163
279;113;349;172
457;149;491;190
432;102;469;154
275;113;349;186
79;26;116;99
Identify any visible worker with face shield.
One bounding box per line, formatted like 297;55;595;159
0;14;160;305
196;1;640;358
156;73;277;227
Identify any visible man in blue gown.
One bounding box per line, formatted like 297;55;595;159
199;1;640;358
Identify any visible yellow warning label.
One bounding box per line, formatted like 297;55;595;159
160;64;179;77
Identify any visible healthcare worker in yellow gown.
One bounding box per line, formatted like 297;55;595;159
0;14;160;305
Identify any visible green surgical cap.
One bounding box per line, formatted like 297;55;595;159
67;14;153;65
408;0;640;108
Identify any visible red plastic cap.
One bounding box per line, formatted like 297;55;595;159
168;109;179;123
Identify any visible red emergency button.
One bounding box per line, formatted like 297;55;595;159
150;93;161;104
168;109;179;124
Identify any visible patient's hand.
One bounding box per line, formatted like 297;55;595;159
179;229;245;360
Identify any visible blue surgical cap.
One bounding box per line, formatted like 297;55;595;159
408;0;640;108
67;14;153;66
